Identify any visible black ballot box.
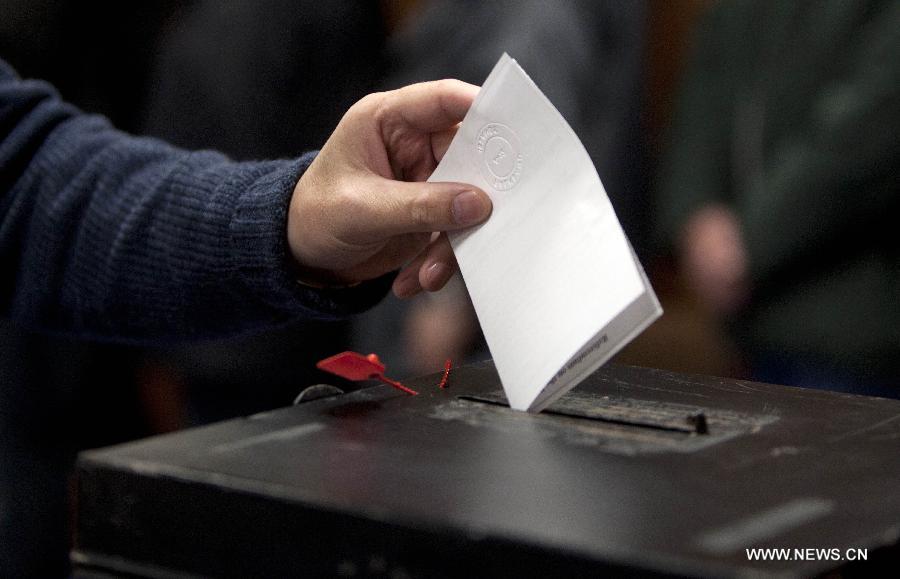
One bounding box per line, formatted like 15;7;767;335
73;362;900;578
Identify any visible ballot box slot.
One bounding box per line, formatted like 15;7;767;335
458;393;708;434
436;390;779;455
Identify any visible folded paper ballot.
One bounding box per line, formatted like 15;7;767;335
429;54;662;412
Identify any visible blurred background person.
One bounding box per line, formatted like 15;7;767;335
655;0;900;397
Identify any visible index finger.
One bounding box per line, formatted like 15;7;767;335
379;79;479;133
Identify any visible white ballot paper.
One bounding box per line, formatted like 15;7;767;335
429;54;662;412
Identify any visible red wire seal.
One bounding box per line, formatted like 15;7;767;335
438;358;452;389
374;373;419;396
316;352;454;395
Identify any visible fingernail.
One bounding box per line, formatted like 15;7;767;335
452;190;488;226
424;262;451;290
393;274;421;299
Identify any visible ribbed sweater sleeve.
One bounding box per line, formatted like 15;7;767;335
0;60;391;343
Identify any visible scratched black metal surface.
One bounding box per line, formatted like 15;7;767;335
74;363;900;578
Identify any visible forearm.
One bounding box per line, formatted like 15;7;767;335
0;62;389;342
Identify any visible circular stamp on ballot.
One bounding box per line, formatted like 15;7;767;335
475;123;523;191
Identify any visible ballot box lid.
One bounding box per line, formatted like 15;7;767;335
74;362;900;578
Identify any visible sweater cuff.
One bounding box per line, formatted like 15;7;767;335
229;151;393;320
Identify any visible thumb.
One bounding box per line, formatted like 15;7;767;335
355;178;492;241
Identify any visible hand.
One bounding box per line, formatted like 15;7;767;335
680;204;750;315
287;80;492;297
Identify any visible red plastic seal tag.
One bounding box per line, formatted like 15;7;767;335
316;351;386;381
316;352;418;396
316;352;454;396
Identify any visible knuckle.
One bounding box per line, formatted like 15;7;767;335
356;91;383;110
338;185;366;216
433;78;457;92
409;192;438;229
330;188;368;241
358;91;388;118
344;92;386;127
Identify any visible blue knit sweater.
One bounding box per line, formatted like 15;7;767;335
0;59;390;342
